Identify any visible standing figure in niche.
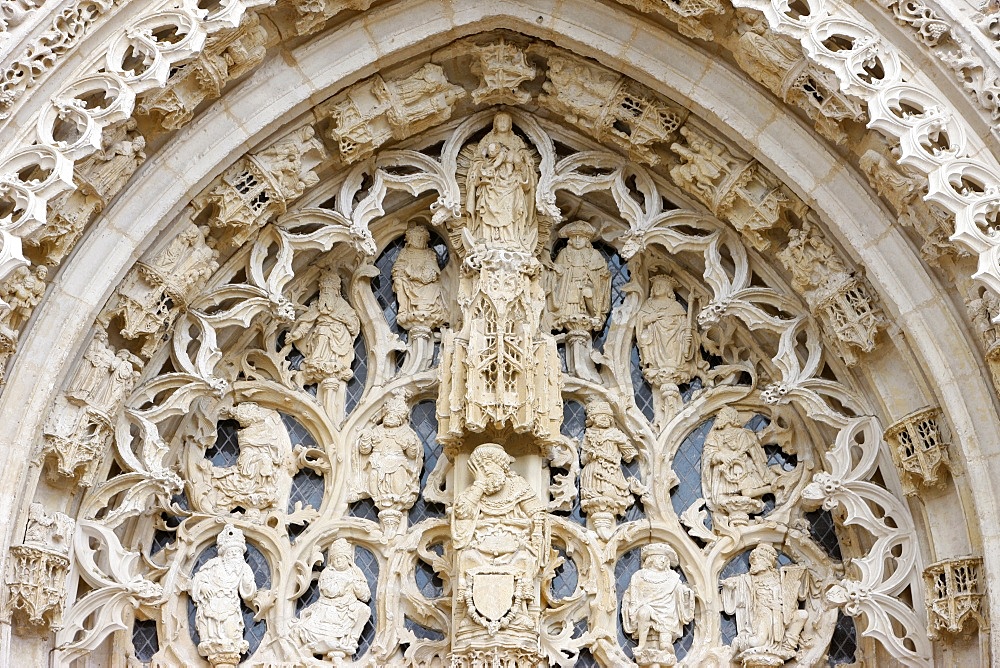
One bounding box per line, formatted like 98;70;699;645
550;220;611;334
358;389;421;538
701;407;777;528
634;274;706;424
579;399;641;539
720;544;808;665
190;524;258;667
392;222;447;332
289;271;360;384
465;112;537;252
290;538;371;662
622;543;696;667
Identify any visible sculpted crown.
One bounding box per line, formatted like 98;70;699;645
216;524;246;553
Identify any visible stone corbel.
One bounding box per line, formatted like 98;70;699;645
883;407;951;495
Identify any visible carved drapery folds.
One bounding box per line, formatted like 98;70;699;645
19;58;940;667
321;63;466;164
537;50;686;165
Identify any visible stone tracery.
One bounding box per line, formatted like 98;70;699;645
0;3;994;668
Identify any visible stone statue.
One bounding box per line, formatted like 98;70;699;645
203;403;296;518
621;544;696;667
579;400;641;539
290;538;371;662
721;544;809;667
141;221;219;304
358;389;421;537
702;407;776;527
289;271;360;385
65;339;142;416
189;524;258;667
453;443;547;635
391;223;447;333
634;275;706;424
670;126;732;203
465;112;538;252
550;221;611;334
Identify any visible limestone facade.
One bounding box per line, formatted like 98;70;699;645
0;1;998;667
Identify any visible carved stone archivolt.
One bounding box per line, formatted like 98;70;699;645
11;104;941;668
2;23;965;665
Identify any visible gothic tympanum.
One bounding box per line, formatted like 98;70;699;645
29;72;935;668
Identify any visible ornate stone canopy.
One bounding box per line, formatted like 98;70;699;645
0;1;998;666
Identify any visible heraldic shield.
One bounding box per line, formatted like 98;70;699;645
470;568;516;624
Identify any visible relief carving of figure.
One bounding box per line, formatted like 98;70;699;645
358;389;421;537
391;223;447;333
289;271;360;385
702;407;777;527
635;275;706;424
550;221;611;334
465;112;538;252
142;221;219;303
721;544;809;666
579;400;641;539
290;538;371;662
65;336;142;416
202;403;296;518
622;544;696;667
669;126;732;203
453;443;547;634
189;525;258;667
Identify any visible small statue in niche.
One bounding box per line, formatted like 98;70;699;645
392;222;447;333
465;111;538;252
550;220;611;334
65;330;143;416
290;538;371;662
720;544;809;666
202;403;296;519
579;399;642;539
453;443;547;634
358;389;421;538
289;271;360;384
621;543;696;667
189;524;259;667
289;270;361;419
634;274;706;425
701;407;777;528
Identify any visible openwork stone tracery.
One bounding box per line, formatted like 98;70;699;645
16;76;942;663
